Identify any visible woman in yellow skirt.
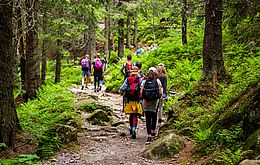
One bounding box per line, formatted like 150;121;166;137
121;66;143;139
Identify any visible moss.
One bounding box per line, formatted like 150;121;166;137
143;133;185;160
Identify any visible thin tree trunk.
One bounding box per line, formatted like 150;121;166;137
133;11;138;48
24;0;41;100
126;15;131;49
55;38;61;83
182;0;187;45
0;0;17;148
104;17;109;56
18;0;26;88
202;0;227;85
41;11;47;84
118;18;124;58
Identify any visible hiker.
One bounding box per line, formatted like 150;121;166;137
99;55;107;88
120;54;133;80
121;66;143;139
80;54;91;90
102;55;108;71
140;67;163;144
136;46;143;55
135;62;145;79
92;54;104;92
157;63;168;127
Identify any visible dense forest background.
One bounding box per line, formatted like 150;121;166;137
0;0;259;164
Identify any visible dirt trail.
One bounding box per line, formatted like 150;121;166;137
44;84;193;165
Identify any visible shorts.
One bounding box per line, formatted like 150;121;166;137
82;70;90;76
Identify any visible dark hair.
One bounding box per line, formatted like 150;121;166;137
127;54;132;60
135;62;142;69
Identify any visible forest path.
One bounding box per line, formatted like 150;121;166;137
45;84;193;165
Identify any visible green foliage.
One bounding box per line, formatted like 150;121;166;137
17;84;79;157
217;149;243;165
0;143;7;149
215;123;244;147
0;154;40;165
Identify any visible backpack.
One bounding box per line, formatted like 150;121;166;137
95;58;103;71
125;61;133;77
142;78;160;101
81;58;90;68
126;76;140;101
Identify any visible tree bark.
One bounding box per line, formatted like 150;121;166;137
41;11;47;84
133;11;138;48
17;0;26;89
202;0;227;84
55;38;61;83
24;0;41;100
0;0;17;148
104;17;109;56
118;18;124;58
182;0;187;45
126;15;131;49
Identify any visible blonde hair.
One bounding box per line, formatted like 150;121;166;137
157;64;167;77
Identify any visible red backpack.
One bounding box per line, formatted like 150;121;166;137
125;61;133;76
126;76;140;101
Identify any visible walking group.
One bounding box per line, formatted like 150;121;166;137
120;54;168;144
80;54;108;92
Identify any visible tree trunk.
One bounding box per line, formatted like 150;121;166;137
55;38;61;83
126;15;131;49
182;0;187;45
202;0;227;85
118;18;124;58
24;0;41;100
41;11;47;84
104;17;109;56
18;0;26;87
0;0;17;148
133;11;138;48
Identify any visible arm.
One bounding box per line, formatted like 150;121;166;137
157;79;163;98
120;65;126;77
162;76;167;96
120;78;128;91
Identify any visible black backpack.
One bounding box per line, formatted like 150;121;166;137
125;76;140;101
142;78;160;101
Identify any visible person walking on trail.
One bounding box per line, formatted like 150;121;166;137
120;54;133;80
140;67;163;144
121;66;143;139
92;55;104;92
99;55;107;88
102;55;108;71
80;54;91;90
157;63;168;127
135;62;145;79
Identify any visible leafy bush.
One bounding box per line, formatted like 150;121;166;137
17;84;79;157
0;154;40;165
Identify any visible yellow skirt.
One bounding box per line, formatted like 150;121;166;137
124;101;143;115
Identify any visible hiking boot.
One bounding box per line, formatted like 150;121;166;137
85;86;89;89
94;89;97;92
99;86;102;91
129;129;133;135
151;130;156;137
81;86;84;90
145;137;152;144
131;131;136;139
158;118;163;123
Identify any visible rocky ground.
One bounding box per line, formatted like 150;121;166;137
43;84;194;165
